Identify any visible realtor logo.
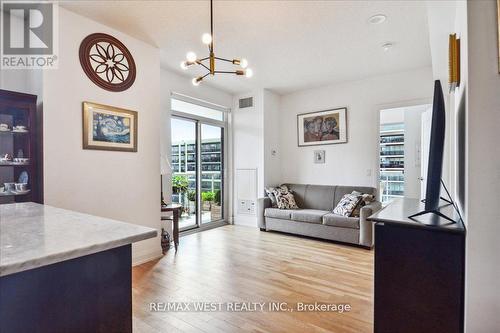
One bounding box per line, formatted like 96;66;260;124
1;1;58;68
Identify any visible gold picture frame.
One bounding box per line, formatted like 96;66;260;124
82;101;138;152
449;33;460;90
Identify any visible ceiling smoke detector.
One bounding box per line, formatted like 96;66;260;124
368;14;387;25
382;42;393;52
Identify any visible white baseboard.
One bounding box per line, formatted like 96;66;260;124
233;214;258;228
132;250;163;266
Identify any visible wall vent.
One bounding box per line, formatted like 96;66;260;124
238;97;253;109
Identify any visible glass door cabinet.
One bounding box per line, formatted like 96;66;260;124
0;89;42;204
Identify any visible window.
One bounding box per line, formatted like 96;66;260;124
170;95;228;230
171;98;224;121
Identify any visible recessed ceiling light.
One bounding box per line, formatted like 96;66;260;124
368;14;387;25
382;42;393;52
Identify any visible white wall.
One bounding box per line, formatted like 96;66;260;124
231;90;264;226
42;8;161;264
452;0;468;216
263;89;282;187
465;1;500;331
279;67;433;189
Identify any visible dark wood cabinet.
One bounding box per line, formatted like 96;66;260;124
0;89;42;204
369;198;465;333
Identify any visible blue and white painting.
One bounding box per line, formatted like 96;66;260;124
92;112;131;144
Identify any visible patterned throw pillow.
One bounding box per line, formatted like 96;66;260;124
333;194;363;217
350;191;375;217
273;185;299;210
265;187;278;207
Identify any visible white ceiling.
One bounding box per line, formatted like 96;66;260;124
62;0;432;95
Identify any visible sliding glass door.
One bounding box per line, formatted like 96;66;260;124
171;117;197;230
170;96;227;231
201;124;223;224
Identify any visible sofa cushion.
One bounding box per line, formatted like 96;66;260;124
291;209;330;224
265;208;293;220
282;183;307;208
322;213;359;229
303;185;336;211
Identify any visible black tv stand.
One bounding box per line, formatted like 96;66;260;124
411;180;461;225
408;203;457;225
368;198;465;333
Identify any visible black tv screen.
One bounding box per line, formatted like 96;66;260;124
425;80;446;211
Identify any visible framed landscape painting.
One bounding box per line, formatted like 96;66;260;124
297;107;347;146
82;101;138;152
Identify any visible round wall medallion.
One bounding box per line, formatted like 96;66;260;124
79;33;136;92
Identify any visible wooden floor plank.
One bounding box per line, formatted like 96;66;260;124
133;225;374;333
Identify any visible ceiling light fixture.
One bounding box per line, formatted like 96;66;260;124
368;14;387;25
181;0;252;86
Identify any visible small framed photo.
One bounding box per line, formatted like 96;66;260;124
314;150;325;164
297;107;347;146
82;101;138;152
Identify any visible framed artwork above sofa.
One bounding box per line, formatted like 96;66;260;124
297;107;347;146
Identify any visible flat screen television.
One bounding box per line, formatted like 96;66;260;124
425;80;446;211
409;80;458;224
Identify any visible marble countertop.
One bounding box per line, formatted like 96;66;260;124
0;203;157;277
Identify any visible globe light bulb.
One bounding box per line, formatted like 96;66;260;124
192;77;201;86
180;61;188;70
202;33;212;45
245;68;253;78
240;58;248;69
186;52;197;62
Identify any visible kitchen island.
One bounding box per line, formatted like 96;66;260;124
0;202;157;333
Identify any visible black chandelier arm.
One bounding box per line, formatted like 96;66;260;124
198;62;211;72
214;70;240;74
214;57;234;63
197;57;210;62
201;72;211;79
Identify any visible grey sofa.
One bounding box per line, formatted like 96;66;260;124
257;184;382;248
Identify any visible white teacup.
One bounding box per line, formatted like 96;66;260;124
15;183;28;191
0;123;8;130
4;183;15;192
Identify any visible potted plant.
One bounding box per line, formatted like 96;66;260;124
201;191;214;211
211;189;222;219
187;190;196;214
172;175;188;213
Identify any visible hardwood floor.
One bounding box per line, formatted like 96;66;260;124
132;225;374;333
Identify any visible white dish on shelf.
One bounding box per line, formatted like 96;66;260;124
13;158;30;164
12;129;28;133
10;189;31;195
